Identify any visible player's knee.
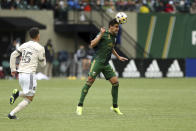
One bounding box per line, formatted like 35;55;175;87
112;82;119;87
26;96;34;102
86;81;93;87
87;77;95;86
88;76;94;81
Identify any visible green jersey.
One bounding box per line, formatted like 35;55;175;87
93;31;116;64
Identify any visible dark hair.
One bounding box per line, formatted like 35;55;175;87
109;19;119;28
29;27;39;39
46;39;52;47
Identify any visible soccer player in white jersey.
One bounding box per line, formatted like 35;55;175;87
8;27;46;119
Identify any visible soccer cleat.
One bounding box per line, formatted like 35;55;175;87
110;106;123;115
76;106;83;115
10;89;19;105
8;114;17;119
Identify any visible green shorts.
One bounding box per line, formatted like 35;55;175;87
88;59;116;80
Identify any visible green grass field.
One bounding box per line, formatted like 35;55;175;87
0;78;196;131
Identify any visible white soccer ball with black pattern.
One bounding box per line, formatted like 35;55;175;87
115;12;127;24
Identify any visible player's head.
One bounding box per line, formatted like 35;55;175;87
108;19;119;35
29;27;40;41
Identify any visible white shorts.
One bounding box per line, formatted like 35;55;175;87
19;73;37;96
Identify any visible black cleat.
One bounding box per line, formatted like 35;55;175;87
10;89;19;105
8;114;17;119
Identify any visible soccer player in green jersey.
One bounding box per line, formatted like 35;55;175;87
76;19;128;115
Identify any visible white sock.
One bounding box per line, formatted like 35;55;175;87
10;98;30;116
19;91;25;97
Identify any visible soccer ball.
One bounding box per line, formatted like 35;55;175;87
115;12;127;24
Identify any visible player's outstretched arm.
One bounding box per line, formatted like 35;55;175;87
10;50;21;76
38;47;46;67
112;48;128;62
90;27;105;48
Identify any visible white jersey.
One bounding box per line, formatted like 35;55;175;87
10;40;46;73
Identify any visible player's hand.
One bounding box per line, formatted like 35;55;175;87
11;71;17;77
118;56;128;62
100;27;106;35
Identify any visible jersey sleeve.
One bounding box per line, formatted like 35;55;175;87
96;32;105;39
10;50;21;72
38;47;46;67
93;32;104;49
16;44;23;54
10;45;23;72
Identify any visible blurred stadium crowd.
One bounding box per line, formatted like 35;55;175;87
0;0;196;14
0;35;96;79
0;0;195;79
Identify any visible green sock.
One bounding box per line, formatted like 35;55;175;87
79;84;91;105
111;84;119;107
